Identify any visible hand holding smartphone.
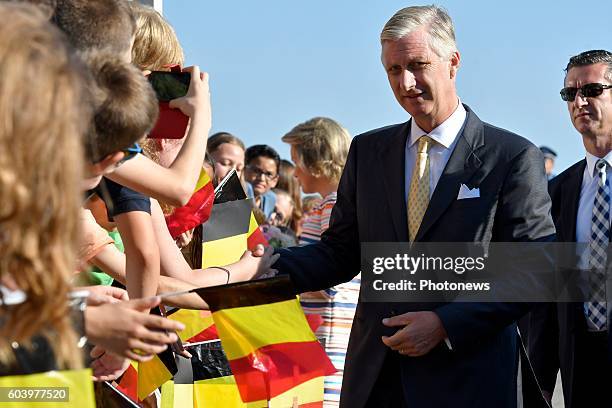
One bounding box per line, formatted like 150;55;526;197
147;66;209;139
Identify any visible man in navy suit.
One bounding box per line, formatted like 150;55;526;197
274;5;555;407
528;50;612;408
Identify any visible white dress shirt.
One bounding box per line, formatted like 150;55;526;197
404;101;467;202
403;101;466;348
576;150;612;331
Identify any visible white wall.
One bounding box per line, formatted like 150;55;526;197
137;0;162;14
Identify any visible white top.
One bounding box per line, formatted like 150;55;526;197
404;101;467;202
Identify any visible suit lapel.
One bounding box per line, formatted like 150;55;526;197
378;121;410;242
559;160;585;242
414;106;484;242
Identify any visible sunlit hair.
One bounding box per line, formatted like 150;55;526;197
130;2;184;71
380;5;457;59
130;1;185;213
0;3;89;370
277;160;302;232
565;49;612;82
281;117;351;183
207;132;246;154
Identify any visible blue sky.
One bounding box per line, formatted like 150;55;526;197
165;0;612;174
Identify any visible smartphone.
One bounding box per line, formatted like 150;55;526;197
147;71;191;139
148;71;191;102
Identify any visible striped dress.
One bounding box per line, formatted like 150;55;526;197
299;192;361;407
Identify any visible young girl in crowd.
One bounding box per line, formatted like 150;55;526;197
207;132;247;183
282;117;360;407
276;159;304;234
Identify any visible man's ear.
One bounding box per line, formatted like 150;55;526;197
449;51;461;79
90;152;125;176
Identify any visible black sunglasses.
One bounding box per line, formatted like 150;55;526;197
560;83;612;102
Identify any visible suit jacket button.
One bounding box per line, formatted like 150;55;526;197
390;309;397;315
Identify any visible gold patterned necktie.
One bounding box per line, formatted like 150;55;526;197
408;135;433;242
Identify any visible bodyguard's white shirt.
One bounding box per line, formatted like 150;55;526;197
404;101;467;202
576;150;612;331
576;151;612;245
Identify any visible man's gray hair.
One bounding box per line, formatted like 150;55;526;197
380;5;457;59
565;50;612;82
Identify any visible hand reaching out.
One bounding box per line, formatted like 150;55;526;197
78;285;129;306
89;346;130;382
84;296;185;362
229;245;280;282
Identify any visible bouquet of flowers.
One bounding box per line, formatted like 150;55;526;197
260;224;298;248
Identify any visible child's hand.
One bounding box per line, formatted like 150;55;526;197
233;246;280;282
168;66;210;122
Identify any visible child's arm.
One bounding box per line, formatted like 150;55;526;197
93;178;160;299
90;242;208;310
114;211;160;299
108;67;211;206
150;198;279;286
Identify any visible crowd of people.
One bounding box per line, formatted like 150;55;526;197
1;1;611;408
0;0;358;406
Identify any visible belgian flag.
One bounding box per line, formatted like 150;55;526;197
193;276;335;405
166;308;218;343
161;340;326;408
161;341;258;407
116;308;178;402
115;346;177;403
201;198;267;268
165;168;214;239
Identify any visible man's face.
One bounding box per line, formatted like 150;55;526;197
381;30;459;131
565;63;612;139
245;156;278;197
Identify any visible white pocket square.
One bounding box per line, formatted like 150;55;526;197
457;184;480;199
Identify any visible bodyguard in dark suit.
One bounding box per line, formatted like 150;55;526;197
528;50;612;407
274;6;555;408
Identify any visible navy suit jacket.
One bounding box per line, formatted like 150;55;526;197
275;105;555;408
